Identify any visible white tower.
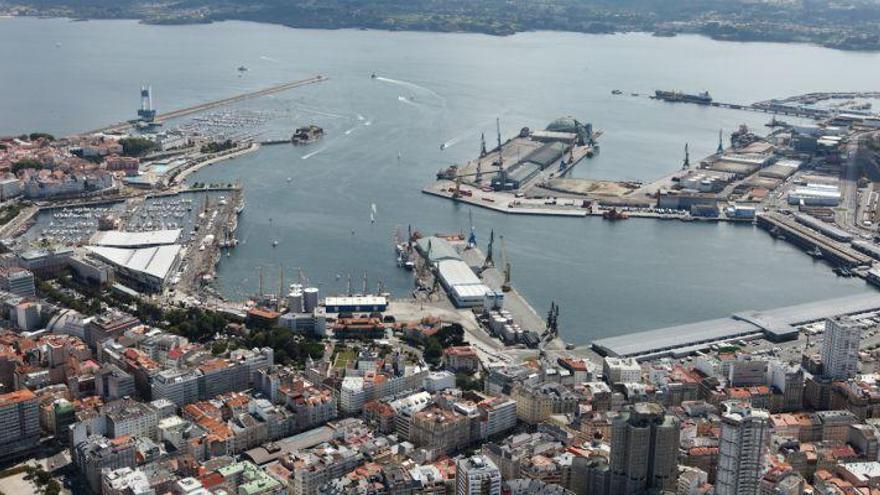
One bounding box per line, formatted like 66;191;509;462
821;317;861;380
716;403;769;495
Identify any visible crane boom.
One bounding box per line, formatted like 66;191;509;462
500;235;511;292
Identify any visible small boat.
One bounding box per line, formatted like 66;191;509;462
238;66;248;72
602;208;629;221
272;240;279;247
611;89;623;95
287;177;292;183
371;73;377;79
440;143;446;150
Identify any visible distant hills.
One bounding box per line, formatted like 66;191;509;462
5;0;880;51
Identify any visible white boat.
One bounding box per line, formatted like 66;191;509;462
272;240;279;247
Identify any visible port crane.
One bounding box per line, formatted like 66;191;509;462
545;301;560;338
482;230;495;269
499;234;511;292
682;143;690;170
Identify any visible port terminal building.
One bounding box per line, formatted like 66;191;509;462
592;293;880;361
415;236;490;307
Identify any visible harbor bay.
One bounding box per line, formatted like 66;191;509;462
1;17;876;343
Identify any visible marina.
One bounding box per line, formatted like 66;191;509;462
4;19;876;343
86;75;328;135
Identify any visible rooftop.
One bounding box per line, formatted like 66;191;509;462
593;293;880;359
90;229;181;248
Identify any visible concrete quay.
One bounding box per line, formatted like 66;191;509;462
86;75;328;135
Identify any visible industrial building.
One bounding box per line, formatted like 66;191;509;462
415;236;461;266
86;245;182;293
788;185;841;206
436;259;491;308
592;293;880;361
793;213;852;242
324;296;387;313
90;229;181;248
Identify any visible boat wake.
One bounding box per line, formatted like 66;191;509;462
344;127;357;135
356;114;365;121
398;96;418;106
259;55;280;63
294;104;347;119
301;148;326;160
441;118;501;150
376;76;443;100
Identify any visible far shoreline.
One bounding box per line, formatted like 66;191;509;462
6;13;880;55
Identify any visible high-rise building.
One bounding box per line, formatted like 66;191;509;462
821;317;861;380
715;403;769;495
608;402;680;495
456;455;501;495
0;267;35;298
0;389;40;461
75;435;137;494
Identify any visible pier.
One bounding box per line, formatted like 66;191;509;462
593;292;880;361
756;212;872;268
87;75;328;135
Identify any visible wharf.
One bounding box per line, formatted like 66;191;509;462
460;246;548;336
423;183;714;222
593;292;880;360
87;75;328;135
756;212;872;268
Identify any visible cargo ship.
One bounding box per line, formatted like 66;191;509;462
654;90;713;105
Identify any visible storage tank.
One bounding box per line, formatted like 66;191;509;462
303;287;320;313
287;283;304;313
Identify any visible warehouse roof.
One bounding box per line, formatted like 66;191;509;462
437;259;482;287
90;229;181;248
325;296;387;307
87;245;181;282
415;237;461;264
593;293;880;359
522;142;566;168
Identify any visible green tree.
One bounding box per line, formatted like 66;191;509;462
119;137;158;157
12;159;44;173
28;132;55;142
211;340;228;355
424;337;443;365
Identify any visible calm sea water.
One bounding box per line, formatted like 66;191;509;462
1;17;876;343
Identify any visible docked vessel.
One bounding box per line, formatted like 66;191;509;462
654;90;713;105
602;208;629;221
292;125;324;144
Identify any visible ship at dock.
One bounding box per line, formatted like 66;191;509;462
654;90;713;105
